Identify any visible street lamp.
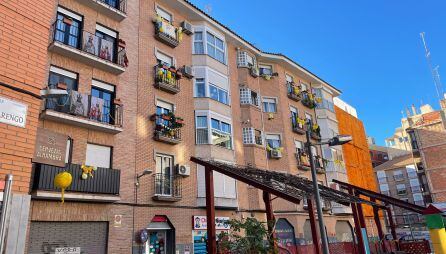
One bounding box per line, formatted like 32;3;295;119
135;169;153;187
305;120;352;254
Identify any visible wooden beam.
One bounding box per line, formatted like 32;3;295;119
205;167;216;254
307;198;321;254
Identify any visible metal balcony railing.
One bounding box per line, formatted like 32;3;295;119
296;150;311;170
98;0;127;13
50;20;127;67
287;82;302;101
152;114;183;144
33;163;120;195
291;118;305;134
45;90;123;127
153;173;182;199
153;18;180;47
154;65;181;93
301;91;317;109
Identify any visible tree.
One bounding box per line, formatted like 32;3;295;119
217;217;277;254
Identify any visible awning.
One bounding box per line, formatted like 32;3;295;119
191;157;379;207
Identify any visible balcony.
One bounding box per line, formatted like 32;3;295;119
153;16;180;48
75;0;127;21
296;151;311;171
48;20;127;74
315;156;326;174
151;113;183;145
41;90;123;134
152;173;182;202
32;163;120;202
291;118;306;135
301;91;318;109
287;82;302;102
154;65;181;94
311;124;322;141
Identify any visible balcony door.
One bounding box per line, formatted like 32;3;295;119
55;7;82;48
155;154;174;196
91;80;115;124
47;66;78;113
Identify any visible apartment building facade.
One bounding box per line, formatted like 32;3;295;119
0;0;356;253
374;155;428;239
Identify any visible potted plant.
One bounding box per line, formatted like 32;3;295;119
169;66;176;73
175;117;184;125
118;39;126;48
63;17;73;26
113;98;123;106
56;82;67;90
161;114;171;121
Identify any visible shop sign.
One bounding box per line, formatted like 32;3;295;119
0;96;27;128
54;247;81;254
193;216;230;230
32;128;68;167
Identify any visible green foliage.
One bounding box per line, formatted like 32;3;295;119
217;217;277;254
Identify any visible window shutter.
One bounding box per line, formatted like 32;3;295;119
85;144;111;168
197;165;206;197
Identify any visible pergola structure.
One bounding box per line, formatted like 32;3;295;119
190;157;389;254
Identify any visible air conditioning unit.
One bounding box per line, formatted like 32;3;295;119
176;164;190;177
270;150;282;159
181;21;193;35
181;65;194;79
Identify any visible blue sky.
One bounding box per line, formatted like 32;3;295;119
190;0;446;145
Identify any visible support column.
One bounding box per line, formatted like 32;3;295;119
349;188;365;254
355;192;370;254
370;198;384;241
307;198;321;254
386;206;397;241
263;191;276;251
205;167;216;254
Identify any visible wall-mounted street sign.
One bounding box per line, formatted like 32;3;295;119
0;96;27;128
32;128;68;167
54;247;81;254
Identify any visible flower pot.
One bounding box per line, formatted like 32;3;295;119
113;98;123;106
161;115;171;121
63;17;73;26
150;114;157;121
118;39;126;48
168;67;176;73
176;119;184;125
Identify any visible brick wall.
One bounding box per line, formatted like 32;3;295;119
0;0;53;193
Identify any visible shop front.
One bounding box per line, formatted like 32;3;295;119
192;216;230;254
145;215;176;254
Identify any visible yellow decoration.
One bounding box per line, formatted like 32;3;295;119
297;118;306;125
166;71;172;79
293;87;300;95
81;164;97;179
430;228;446;254
266;144;284;153
262;75;271;80
54;171;73;203
268;113;274;120
315;97;322;103
177;27;183;42
312;123;319;131
157;69;164;78
308;93;314;100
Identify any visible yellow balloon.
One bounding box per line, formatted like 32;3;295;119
54;171;73;204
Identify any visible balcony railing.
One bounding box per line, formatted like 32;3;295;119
44;90;123;132
153;16;180;48
50;20;128;73
315;156;326;174
97;0;127;13
154;65;181;94
301;91;318;109
151;113;183;144
32;163;120;196
152;173;182;201
296;150;311;171
287;82;302;102
311;125;322;140
291;118;306;135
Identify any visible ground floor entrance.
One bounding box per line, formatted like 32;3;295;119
28;221;108;254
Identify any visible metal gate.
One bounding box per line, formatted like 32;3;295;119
28;221;109;254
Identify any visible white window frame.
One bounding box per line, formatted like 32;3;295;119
192;66;231;105
259;64;273;76
262;97;277;113
240;87;260;107
193;26;227;64
265;134;281;149
242;127;263;145
156;49;174;67
96;24;117;38
85;143;112;168
156;5;173;23
286;74;294;83
194;78;206;97
57;6;83;21
195;110;233;149
50;66;78;79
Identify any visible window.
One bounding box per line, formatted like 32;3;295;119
196;116;208;144
156;50;174;67
195;114;232;149
305;113;313;125
242;128;263;145
95;24;117;62
263;97;277;113
211;118;232;149
406;165;417;178
397;184;407;195
380;184;389;192
286;74;294;83
259;64;273;76
65;138;72;164
413;193;424;206
194;32;204;54
156;100;173;126
393;170;404;181
91;80;115;124
294;140;304;153
301;83;308;91
266;134;281;149
155;153;174;196
194;78;206;97
206;32;225;63
85;144;112;168
410;179;421;193
377;171;387;183
209;84;228;104
55;7;82;48
290;106;299;127
46;66;79;113
240;88;259;106
156;6;172;23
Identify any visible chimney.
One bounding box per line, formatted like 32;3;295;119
412;104;417;116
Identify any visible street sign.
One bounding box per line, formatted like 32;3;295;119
55;247;81;254
0;96;27;128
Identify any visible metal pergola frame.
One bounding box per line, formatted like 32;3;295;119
190;157;391;254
